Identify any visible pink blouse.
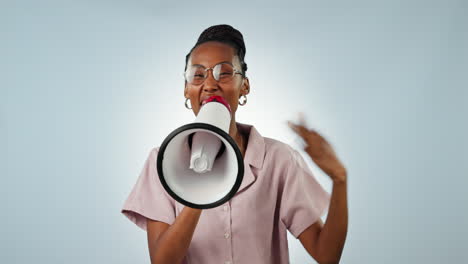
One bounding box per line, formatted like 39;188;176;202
121;122;331;264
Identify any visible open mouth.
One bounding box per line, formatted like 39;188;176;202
200;95;231;112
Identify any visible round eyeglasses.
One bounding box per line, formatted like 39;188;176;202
184;62;244;85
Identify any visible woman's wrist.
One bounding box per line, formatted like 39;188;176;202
332;169;347;185
183;207;203;215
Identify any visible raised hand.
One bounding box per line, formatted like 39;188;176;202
287;112;347;183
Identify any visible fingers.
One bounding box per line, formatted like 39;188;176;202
287;120;309;138
287;119;324;145
298;112;307;127
286;113;338;158
287;112;329;146
287;112;310;136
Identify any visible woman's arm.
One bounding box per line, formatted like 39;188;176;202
147;207;202;264
288;115;349;263
318;176;348;263
298;172;348;264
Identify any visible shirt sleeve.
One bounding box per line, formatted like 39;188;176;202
121;147;176;231
279;147;331;239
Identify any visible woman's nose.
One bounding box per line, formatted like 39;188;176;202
203;71;219;92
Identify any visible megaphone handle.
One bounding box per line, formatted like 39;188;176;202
188;132;226;160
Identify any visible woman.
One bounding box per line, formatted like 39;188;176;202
121;24;348;264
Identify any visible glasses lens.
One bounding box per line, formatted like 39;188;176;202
185;63;236;84
214;63;235;83
185;65;206;85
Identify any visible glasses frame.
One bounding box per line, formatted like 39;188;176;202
183;62;244;85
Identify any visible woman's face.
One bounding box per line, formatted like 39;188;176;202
184;41;250;117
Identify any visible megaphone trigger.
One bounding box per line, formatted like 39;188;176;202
188;132;227;160
189;131;222;173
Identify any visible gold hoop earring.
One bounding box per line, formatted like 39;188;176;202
185;98;192;109
239;94;247;106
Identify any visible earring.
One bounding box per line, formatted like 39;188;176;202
185;98;192;109
239;94;247;106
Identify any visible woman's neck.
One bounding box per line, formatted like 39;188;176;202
228;118;246;157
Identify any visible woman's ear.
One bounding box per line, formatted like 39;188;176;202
242;77;250;95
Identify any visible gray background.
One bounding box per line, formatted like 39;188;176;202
2;0;467;263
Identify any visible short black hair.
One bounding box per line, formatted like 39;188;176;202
184;24;248;78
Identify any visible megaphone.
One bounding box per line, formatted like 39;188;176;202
156;96;244;209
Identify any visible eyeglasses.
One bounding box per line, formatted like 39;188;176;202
184;62;244;85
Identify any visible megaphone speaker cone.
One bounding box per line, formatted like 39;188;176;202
157;97;244;209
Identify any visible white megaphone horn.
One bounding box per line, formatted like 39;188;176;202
156;96;244;209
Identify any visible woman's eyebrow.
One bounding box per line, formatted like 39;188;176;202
192;61;233;67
